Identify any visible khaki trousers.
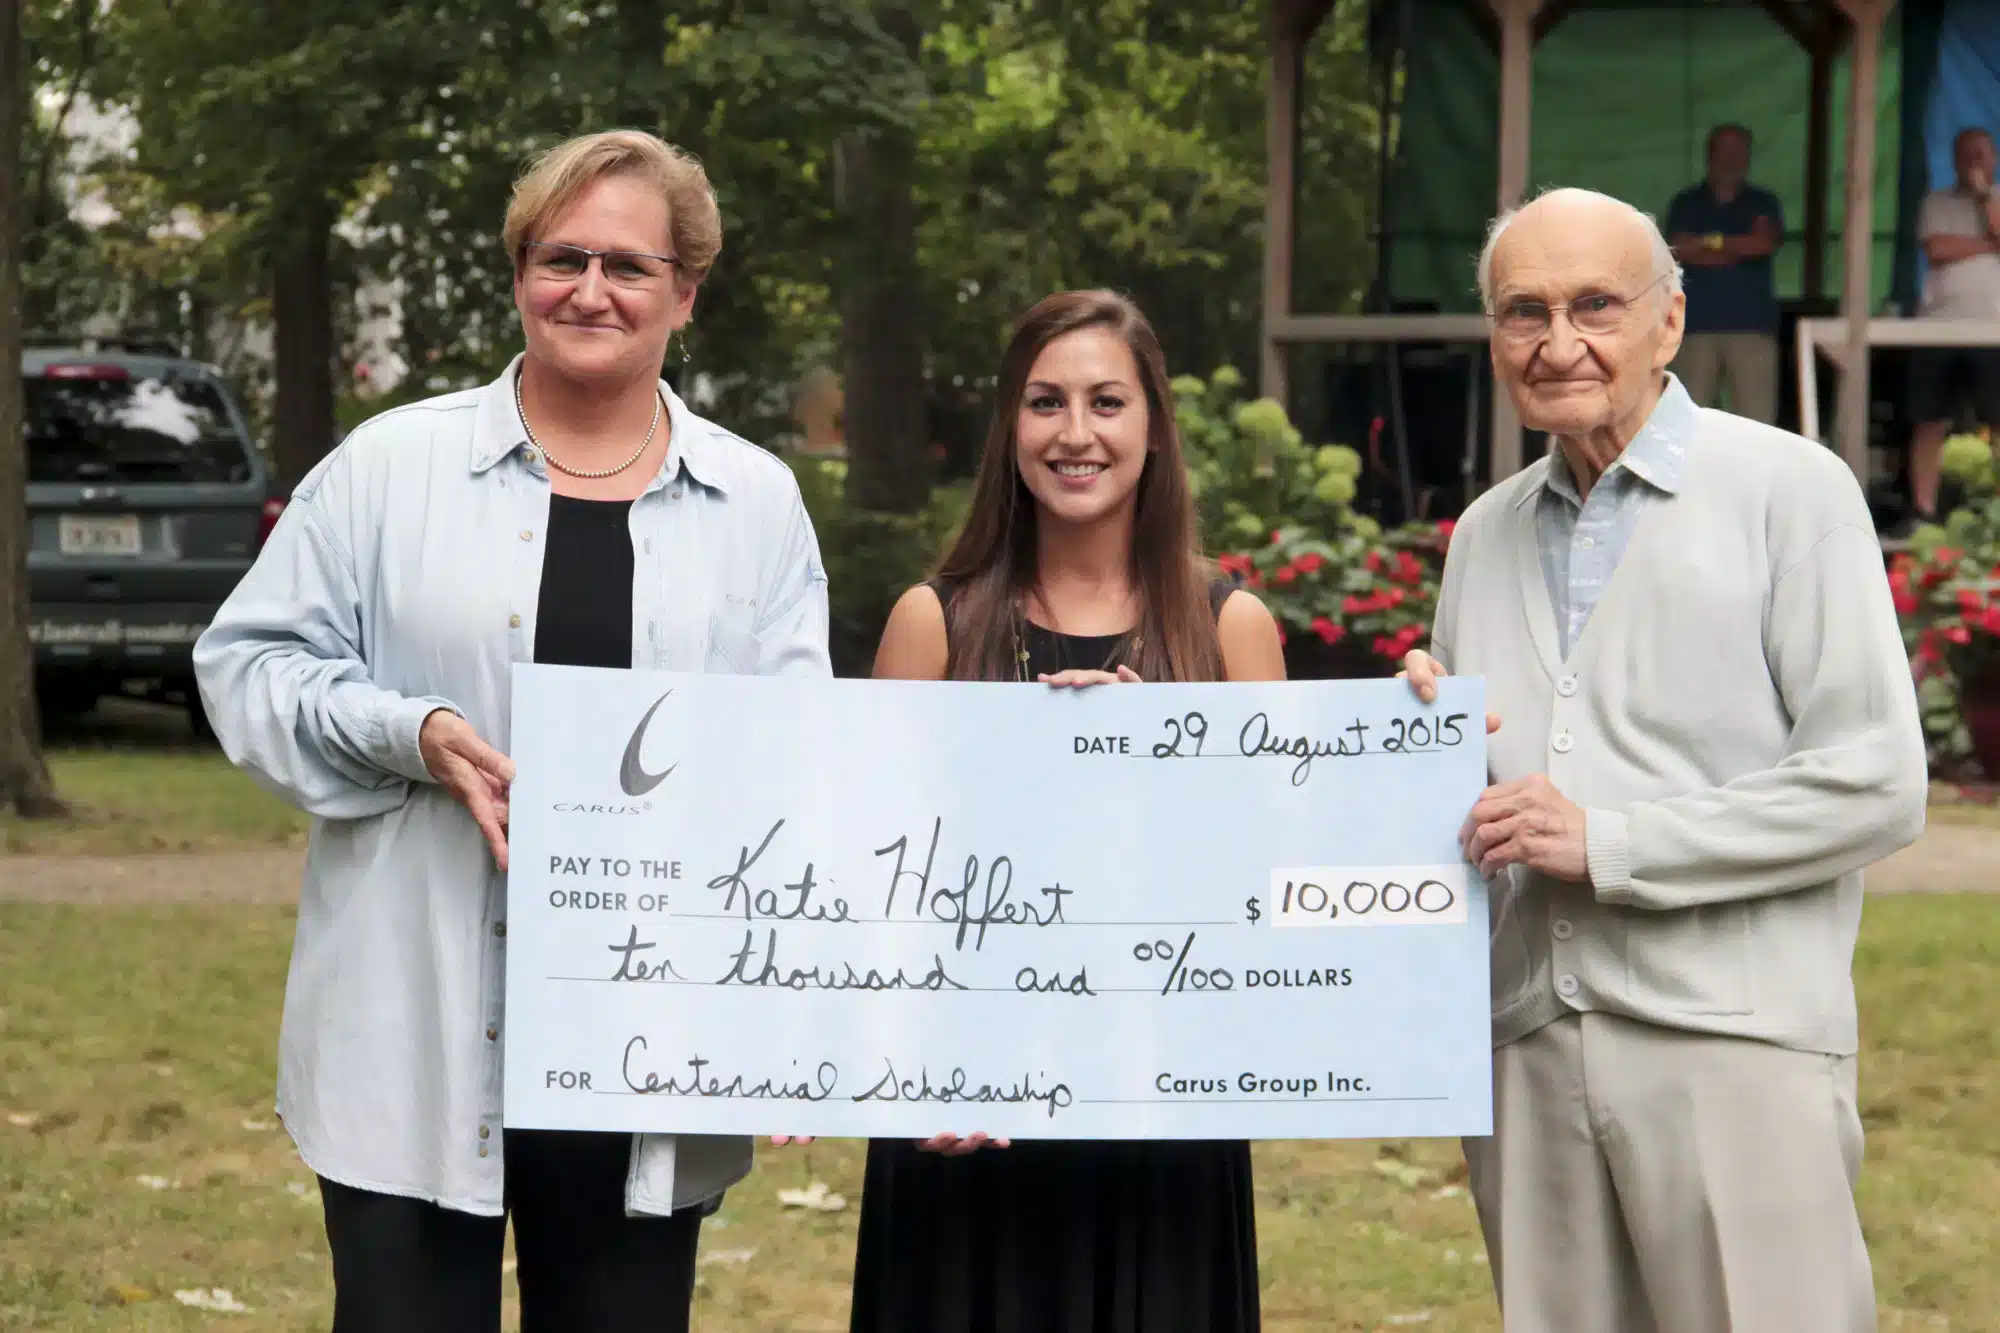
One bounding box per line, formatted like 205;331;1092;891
1462;1013;1874;1333
1674;332;1779;424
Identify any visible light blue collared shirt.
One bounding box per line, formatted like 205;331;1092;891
193;355;829;1217
1534;376;1697;657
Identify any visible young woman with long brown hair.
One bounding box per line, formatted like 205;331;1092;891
851;290;1284;1331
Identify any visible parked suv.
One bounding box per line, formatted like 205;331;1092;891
24;341;281;734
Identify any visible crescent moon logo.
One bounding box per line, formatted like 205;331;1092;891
618;691;678;796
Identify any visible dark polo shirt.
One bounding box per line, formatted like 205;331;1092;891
1665;182;1785;335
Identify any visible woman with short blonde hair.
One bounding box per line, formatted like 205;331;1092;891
196;129;830;1333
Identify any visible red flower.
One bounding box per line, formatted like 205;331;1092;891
1393;551;1424;584
1893;588;1918;616
1270;529;1285;546
1395;624;1424;653
1342;594;1367;615
1387;587;1407;606
1365;550;1384;573
1371;635;1395;658
1275;565;1297;586
1947;624;1973;645
1217;552;1252;577
1294;552;1326;575
1984;606;2000;635
1311;616;1343;644
1275;623;1287;644
1436;519;1457;542
1246;570;1263;588
1959;588;1984;613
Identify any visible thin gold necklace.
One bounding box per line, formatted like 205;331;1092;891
515;375;662;479
1011;593;1138;682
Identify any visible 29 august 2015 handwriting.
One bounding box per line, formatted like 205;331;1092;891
502;666;1492;1141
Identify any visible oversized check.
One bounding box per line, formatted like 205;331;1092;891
503;665;1491;1140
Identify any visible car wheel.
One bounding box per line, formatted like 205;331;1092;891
184;691;216;744
35;678;98;726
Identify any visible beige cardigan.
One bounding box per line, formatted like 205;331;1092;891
1431;408;1926;1055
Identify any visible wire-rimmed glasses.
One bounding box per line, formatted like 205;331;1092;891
521;241;680;288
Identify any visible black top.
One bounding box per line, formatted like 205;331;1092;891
927;578;1235;680
533;495;636;669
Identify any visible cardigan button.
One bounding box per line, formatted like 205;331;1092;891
1552;731;1574;754
1556;676;1578;697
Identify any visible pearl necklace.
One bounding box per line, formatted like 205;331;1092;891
515;375;662;479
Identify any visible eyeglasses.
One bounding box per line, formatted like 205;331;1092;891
1491;272;1670;341
521;241;680;288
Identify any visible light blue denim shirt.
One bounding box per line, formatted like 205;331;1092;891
1534;375;1697;656
193;355;830;1217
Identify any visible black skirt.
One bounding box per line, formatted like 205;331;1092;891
848;1138;1260;1333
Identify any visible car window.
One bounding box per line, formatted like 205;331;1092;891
26;370;254;484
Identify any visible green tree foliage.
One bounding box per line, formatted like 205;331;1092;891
22;0;1383;482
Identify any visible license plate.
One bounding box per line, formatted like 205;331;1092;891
58;514;143;556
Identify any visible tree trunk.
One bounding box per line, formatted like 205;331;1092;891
836;6;931;515
0;0;66;817
271;197;338;488
613;0;667;129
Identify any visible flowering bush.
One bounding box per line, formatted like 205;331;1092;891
1889;432;2000;759
1175;367;1448;671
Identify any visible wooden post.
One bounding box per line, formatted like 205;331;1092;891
1835;1;1885;483
1487;0;1542;481
1260;7;1303;408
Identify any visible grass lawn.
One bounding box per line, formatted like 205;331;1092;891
2;898;1994;1332
0;707;308;856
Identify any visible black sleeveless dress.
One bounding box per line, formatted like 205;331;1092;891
847;580;1259;1333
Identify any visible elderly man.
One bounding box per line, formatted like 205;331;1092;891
1404;188;1926;1332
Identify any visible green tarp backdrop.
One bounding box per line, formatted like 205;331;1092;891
1377;1;1905;312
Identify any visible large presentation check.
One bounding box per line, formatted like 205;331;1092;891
503;665;1491;1141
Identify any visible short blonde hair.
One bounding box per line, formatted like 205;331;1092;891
502;130;723;283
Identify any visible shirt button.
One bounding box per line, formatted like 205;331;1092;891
494;922;506;939
520;529;534;542
478;1125;491;1140
508;614;522;629
486;1026;498;1041
670;488;684;500
1557;973;1581;998
1556;676;1578;697
1552;918;1575;941
1552;731;1574;754
478;1145;489;1158
1579;536;1596;550
525;448;540;465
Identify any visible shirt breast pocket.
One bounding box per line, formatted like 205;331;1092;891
705;598;760;674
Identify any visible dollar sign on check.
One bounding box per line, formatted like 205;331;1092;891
1244;896;1261;924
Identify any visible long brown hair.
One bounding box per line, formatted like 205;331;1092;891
933;290;1222;683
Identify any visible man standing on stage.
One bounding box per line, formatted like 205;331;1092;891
1666;123;1785;424
1405;186;1925;1333
1903;126;2000;532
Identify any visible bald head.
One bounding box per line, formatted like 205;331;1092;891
1477;188;1681;314
1478;187;1687;450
